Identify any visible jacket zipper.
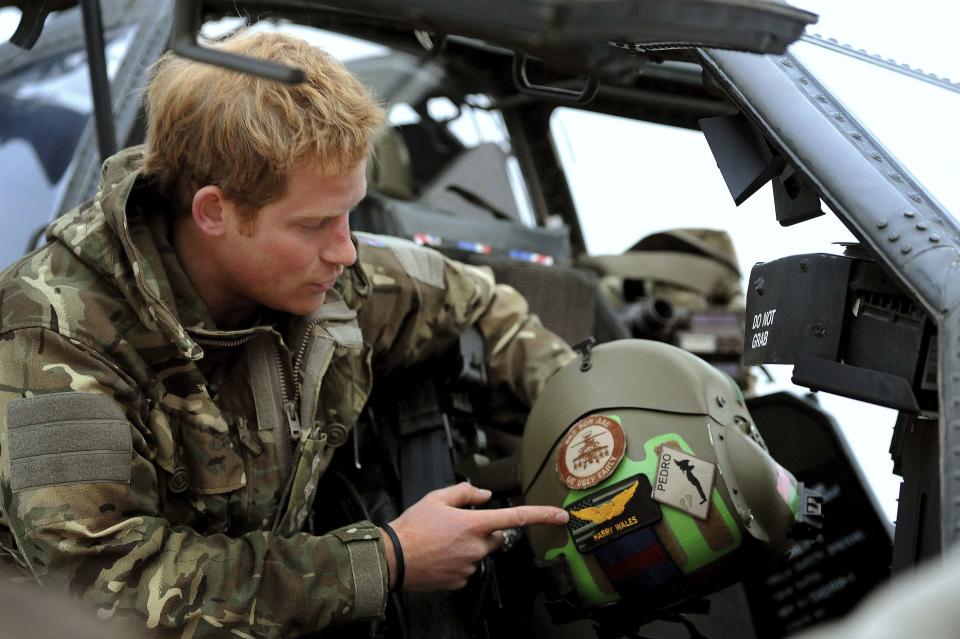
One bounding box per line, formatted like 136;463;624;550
277;317;325;441
273;344;302;440
292;318;322;375
194;331;303;440
193;320;322;444
191;333;260;348
235;416;254;525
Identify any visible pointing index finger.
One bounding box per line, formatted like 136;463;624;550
472;505;568;534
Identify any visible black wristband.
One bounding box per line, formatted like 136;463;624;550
382;523;405;593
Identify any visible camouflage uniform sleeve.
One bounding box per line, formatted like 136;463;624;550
0;328;387;638
474;279;577;420
355;235;575;418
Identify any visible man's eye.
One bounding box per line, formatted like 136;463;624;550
300;220;329;231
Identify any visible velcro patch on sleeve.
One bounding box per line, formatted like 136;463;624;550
358;233;445;289
7;393;132;493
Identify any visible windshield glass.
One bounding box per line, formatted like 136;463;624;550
552;108;859;262
0;20;137;266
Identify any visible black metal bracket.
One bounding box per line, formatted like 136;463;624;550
792;354;920;413
700;112;783;206
456;326;488;387
7;0;76;49
890;414;942;572
80;0;116;162
171;0;305;84
701;112;825;226
573;336;596;371
512;53;598;104
8;2;49;50
772;164;825;227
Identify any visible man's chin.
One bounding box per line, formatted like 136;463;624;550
264;286;331;317
291;291;327;315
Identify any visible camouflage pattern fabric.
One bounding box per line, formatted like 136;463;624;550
0;146;574;637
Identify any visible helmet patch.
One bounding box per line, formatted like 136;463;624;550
556;415;626;489
652;446;716;521
775;464;801;515
566;474;661;553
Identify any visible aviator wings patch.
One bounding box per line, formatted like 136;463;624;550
566;474;661;552
570;480;638;524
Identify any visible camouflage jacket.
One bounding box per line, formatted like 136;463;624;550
0;147;574;637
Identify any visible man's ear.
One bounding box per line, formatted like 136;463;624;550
191;185;231;236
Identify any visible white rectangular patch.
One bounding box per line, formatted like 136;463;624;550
359;233;446;289
651;446;716;521
677;332;718;354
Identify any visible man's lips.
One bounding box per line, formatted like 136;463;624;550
306;267;343;292
306;278;337;292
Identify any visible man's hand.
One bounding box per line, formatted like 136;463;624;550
380;482;568;592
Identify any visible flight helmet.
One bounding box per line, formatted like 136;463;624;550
521;339;820;619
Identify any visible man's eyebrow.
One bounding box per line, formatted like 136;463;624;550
291;204;360;222
291;211;333;221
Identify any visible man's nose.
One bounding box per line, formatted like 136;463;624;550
324;217;357;268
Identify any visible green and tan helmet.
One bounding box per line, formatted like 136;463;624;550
521;339;819;618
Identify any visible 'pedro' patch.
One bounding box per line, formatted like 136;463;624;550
556;415;625;489
6;393;131;493
651;446;716;520
566;474;661;553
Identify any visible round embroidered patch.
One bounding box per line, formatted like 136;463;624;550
556;415;626;489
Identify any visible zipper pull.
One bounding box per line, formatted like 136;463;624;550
353;420;362;470
284;401;303;440
236;416;263;456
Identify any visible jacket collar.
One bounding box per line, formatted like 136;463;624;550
46;146;276;359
